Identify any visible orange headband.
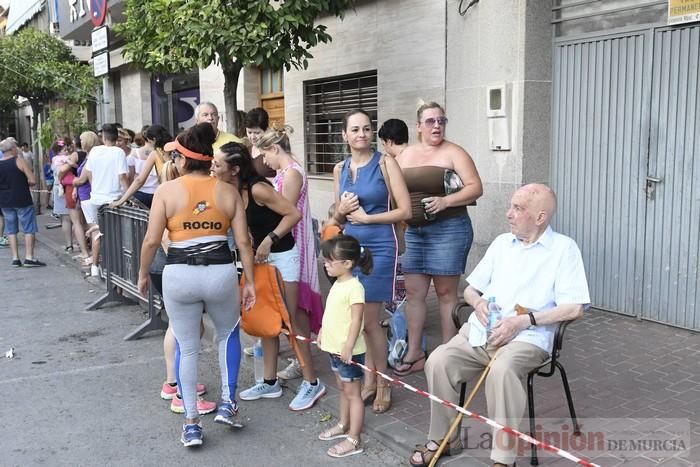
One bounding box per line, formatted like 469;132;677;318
174;138;213;161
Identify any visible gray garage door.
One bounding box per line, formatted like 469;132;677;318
551;25;700;331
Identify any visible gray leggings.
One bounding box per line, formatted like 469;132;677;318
162;263;241;420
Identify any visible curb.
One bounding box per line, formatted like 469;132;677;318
237;335;486;465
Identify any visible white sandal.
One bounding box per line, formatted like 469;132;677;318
318;423;347;441
327;436;363;458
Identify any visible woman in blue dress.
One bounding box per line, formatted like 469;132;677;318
328;109;411;413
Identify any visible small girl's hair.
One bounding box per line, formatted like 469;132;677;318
321;234;373;276
327;202;336;219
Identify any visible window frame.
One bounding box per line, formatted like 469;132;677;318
303;70;378;177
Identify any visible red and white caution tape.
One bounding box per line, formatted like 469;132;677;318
283;331;599;467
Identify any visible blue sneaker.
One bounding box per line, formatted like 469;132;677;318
239;381;283;401
181;423;203;447
214;401;244;428
289;379;326;411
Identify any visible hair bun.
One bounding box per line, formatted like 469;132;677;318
271;122;294;137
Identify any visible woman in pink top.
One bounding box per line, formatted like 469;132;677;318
256;125;324;383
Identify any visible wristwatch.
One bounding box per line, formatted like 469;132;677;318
267;231;280;244
527;311;537;329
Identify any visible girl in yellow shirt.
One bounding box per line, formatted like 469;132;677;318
317;235;373;458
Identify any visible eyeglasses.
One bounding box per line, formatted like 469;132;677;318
422;117;448;127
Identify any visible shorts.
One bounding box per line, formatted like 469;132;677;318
268;244;300;282
133;191;153;209
1;206;38;235
82;200;99;225
402;214;473;276
329;353;365;382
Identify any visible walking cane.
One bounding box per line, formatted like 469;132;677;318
428;347;503;467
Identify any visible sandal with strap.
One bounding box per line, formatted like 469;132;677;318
410;439;462;467
360;381;376;404
318;423;347;441
372;380;392;414
327;436;363;458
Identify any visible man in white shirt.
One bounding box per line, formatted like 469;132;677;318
411;184;590;467
73;123;129;276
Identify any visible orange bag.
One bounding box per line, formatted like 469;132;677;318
240;263;306;366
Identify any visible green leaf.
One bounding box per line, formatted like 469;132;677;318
113;0;354;130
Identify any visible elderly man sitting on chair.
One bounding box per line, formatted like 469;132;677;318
410;183;590;467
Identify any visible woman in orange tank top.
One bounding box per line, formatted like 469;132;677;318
138;123;256;447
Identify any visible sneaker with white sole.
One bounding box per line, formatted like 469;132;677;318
160;382;207;400
289;379;326;411
277;358;303;380
181;423;203;447
214;401;244;428
239;381;283;401
170;395;216;415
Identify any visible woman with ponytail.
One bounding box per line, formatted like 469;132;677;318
138;123;256;447
255;124;324;384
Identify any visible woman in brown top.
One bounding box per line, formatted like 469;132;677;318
393;102;483;376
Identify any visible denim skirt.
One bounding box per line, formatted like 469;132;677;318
402;214;473;276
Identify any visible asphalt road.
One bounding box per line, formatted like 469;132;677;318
0;242;404;466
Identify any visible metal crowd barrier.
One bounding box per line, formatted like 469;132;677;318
85;203;168;341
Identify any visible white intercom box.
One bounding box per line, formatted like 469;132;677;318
486;83;511;151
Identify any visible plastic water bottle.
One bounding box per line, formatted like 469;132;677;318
253;339;264;384
486;297;501;335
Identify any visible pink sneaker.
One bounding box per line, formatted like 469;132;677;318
160;382;206;400
170;395;216;415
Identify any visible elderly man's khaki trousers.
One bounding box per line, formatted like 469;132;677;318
425;324;548;465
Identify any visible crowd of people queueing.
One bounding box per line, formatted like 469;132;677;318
125;101;484;459
2;100;591;467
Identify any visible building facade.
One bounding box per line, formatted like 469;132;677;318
275;0;698;330
7;0;698;329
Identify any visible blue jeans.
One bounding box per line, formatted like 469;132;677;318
1;205;38;235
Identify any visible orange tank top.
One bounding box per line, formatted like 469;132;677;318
167;175;230;242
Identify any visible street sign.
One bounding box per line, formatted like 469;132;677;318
91;25;109;53
93;51;110;77
90;0;108;27
668;0;700;24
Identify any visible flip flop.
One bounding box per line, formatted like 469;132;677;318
393;354;426;377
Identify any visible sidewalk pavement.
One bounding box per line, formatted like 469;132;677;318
35;211;699;466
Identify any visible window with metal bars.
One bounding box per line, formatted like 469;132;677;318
303;71;377;176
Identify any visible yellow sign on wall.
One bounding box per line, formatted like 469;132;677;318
669;0;700;24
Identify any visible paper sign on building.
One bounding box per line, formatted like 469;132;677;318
668;0;700;24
